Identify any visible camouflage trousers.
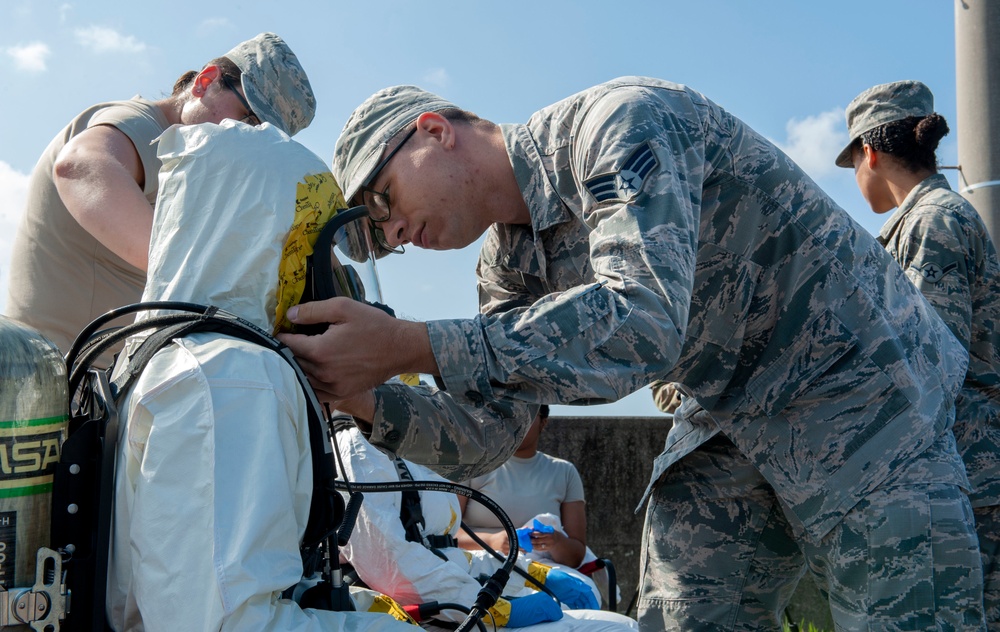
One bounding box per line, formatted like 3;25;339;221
975;504;1000;629
637;435;985;631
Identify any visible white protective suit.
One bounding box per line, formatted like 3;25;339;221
336;425;638;631
107;121;414;631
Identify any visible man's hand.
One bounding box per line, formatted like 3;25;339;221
278;297;438;398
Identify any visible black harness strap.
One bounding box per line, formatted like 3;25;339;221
128;318;338;550
56;302;350;627
393;456;427;545
392;456;458;555
110;321;202;396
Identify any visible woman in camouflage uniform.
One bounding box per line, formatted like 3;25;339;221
841;79;1000;628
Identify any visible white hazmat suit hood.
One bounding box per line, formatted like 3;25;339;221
140;120;337;332
141;121;291;330
107;120;413;632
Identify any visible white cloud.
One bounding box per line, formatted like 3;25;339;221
7;42;51;73
197;18;235;37
59;4;73;24
0;162;30;314
421;68;450;89
773;108;847;180
74;25;147;54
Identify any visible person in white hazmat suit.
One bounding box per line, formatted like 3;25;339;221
336;423;639;631
106;119;417;631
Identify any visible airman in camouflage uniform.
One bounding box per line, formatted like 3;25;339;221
281;77;983;630
840;80;1000;628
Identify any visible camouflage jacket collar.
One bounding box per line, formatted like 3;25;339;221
497;123;576;278
878;173;952;245
501;123;573;231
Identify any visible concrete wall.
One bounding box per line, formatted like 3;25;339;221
539;416;834;628
536;416;669;612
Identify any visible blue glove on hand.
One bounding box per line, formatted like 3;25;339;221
516;520;556;552
545;569;599;610
515;527;534;552
506;591;563;628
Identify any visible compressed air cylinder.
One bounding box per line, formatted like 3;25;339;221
0;316;68;590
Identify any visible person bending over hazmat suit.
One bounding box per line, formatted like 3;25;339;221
280;80;981;631
334;421;638;631
107;119;416;631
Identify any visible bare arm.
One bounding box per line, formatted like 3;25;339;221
53;124;152;270
525;501;587;567
455;494;513;554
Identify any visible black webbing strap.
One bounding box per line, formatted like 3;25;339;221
100;311;338;552
393;456;426;545
426;534;458;549
391;457;458;551
67;303;341;555
110;321;202;397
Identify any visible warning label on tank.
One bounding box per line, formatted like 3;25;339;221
0;416;66;497
0;511;15;589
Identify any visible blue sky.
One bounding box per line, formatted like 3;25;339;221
0;0;961;416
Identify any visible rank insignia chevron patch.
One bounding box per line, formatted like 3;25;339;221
917;260;958;284
584;141;658;202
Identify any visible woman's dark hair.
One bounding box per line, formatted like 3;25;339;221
858;113;950;172
170;56;243;97
538;404;550;420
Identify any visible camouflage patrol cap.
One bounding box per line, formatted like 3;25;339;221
224;33;315;137
835;80;934;168
333;85;457;203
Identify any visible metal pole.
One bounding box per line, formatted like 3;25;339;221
955;0;1000;242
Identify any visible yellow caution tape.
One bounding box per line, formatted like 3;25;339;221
274;172;347;334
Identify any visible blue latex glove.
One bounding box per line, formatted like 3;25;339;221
506;591;563;628
545;569;599;610
515;527;534;552
516;520;556;552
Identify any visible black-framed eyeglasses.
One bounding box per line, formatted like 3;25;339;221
355;126;417;223
220;73;260;126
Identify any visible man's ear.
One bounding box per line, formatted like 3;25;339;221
416;111;455;149
191;64;221;98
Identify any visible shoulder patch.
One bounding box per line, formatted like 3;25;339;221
916;261;958;284
584;142;658;203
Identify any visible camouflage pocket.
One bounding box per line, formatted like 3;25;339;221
746;309;857;418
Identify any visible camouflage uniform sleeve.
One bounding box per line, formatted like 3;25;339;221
366;381;535;481
896;204;975;348
427;87;705;405
474;231;541;314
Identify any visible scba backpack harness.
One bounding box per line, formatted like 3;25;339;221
31;301;518;632
51;302;359;631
